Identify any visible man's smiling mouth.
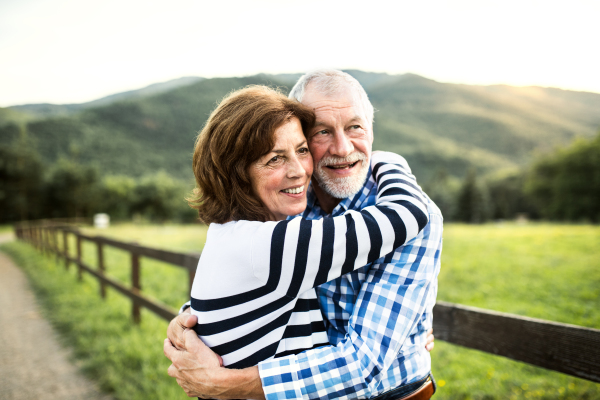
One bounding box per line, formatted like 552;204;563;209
326;161;359;170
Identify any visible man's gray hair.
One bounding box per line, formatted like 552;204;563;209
288;69;374;126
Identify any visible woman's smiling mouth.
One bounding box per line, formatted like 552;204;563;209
281;185;304;194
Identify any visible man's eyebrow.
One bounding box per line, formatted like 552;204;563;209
312;121;329;129
348;116;365;124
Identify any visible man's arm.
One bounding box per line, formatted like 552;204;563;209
258;213;443;400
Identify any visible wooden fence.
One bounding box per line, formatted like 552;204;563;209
12;220;600;384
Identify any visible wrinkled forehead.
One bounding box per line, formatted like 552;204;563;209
302;84;369;124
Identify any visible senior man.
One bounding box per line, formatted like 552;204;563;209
165;70;443;400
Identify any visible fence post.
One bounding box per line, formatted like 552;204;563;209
63;230;70;270
40;226;46;254
76;234;83;281
97;242;106;299
53;227;60;262
38;226;43;251
131;253;141;324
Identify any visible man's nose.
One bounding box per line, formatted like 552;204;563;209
330;130;354;158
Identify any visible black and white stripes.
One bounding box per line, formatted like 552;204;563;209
190;151;429;368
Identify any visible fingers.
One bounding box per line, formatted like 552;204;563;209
164;338;177;361
167;363;178;378
183;328;204;353
426;342;435;352
167;314;192;350
183;313;198;328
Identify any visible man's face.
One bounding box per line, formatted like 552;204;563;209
302;85;373;199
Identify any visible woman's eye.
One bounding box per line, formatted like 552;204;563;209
298;147;309;155
268;156;281;164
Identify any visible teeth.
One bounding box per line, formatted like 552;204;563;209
328;162;357;170
282;186;304;194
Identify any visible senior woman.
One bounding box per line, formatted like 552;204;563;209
176;86;429;373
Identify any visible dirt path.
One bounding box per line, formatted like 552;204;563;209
0;236;114;400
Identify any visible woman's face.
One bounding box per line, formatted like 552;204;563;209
249;118;313;221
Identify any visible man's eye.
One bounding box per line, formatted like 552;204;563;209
315;130;328;135
350;125;361;130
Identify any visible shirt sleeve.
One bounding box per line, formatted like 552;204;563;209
178;301;191;314
252;151;430;299
258;213;443;400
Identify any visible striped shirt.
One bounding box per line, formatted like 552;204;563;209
189;151;429;369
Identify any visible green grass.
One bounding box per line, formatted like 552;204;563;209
3;222;600;399
0;224;14;234
432;222;600;399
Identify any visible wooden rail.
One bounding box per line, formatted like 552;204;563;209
11;221;600;384
14;220;199;324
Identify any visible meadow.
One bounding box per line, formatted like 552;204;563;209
2;222;599;399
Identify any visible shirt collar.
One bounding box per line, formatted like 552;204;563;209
302;166;375;218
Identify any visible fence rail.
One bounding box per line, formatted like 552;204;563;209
12;220;600;385
14;220;198;322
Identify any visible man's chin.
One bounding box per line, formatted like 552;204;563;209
314;171;368;199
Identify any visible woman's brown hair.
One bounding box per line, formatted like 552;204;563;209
188;85;315;224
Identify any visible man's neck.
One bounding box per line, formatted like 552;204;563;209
311;179;342;215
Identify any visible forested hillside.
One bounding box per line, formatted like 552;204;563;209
1;71;599;183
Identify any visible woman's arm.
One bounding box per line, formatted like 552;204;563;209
257;150;430;298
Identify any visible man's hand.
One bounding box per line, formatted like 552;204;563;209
426;328;435;352
167;308;197;351
164;330;264;399
165;329;222;398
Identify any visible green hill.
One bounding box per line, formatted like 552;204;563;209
2;72;599;183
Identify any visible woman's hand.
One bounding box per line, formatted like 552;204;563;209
426;328;435;352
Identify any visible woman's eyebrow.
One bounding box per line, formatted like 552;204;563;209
296;140;307;148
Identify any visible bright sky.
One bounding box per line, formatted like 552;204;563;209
1;0;598;107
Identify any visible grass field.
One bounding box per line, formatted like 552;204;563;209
2;222;600;399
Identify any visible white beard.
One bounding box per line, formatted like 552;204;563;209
314;152;370;199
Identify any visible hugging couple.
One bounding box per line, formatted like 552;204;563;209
163;70;442;400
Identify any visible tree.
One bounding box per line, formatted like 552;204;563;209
98;175;137;221
526;132;600;222
44;159;100;218
423;168;459;220
455;168;491;223
132;171;193;222
0;141;45;223
487;171;537;220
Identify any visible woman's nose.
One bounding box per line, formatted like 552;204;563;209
286;155;306;179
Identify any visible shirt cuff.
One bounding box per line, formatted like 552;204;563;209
178;301;191;314
258;356;304;400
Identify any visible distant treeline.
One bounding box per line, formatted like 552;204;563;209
0;138;196;224
2;131;599;224
426;131;600;223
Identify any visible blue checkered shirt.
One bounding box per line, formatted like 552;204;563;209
258;164;443;400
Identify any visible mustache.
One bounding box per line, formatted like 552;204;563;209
317;152;367;168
